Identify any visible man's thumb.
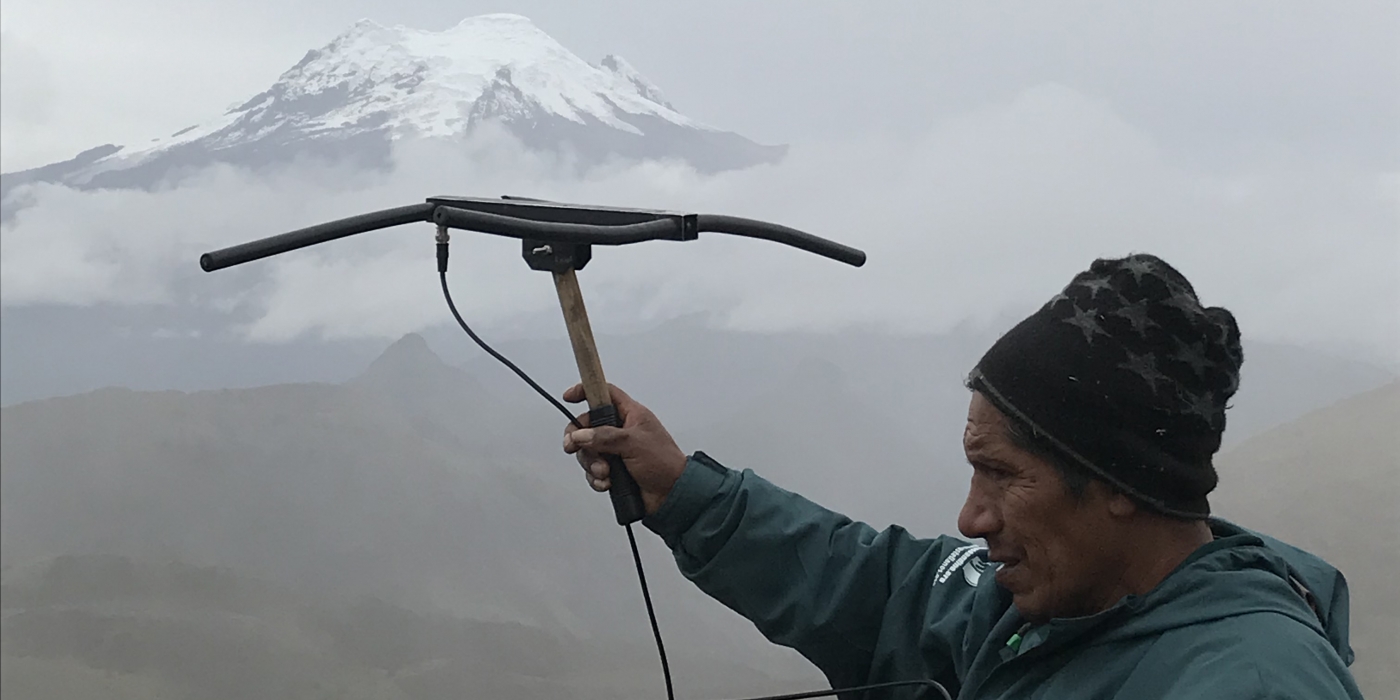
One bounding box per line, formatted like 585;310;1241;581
572;425;627;451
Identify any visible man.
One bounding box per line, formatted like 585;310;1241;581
561;254;1363;699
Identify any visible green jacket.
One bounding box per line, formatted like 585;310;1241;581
643;452;1364;699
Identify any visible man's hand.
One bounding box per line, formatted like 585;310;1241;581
562;383;688;516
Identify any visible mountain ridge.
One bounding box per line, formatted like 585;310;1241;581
0;13;784;203
0;333;824;686
4;330;1391;696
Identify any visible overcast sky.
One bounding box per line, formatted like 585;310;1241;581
4;0;1396;171
2;1;1397;369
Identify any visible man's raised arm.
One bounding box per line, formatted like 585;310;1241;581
562;383;986;689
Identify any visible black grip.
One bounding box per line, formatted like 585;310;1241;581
694;214;866;267
587;405;647;525
200;203;437;271
434;206;687;244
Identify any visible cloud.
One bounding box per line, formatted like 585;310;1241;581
2;84;1396;366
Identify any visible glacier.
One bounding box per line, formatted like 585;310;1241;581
1;13;784;203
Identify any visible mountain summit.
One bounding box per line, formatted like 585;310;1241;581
1;13;784;199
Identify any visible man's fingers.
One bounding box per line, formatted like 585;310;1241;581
580;457;610;492
590;462;613;484
605;382;633;404
564;425;627;453
577;454;610;493
562;383;632;498
562;383;587;404
564;411;592;443
567;443;610;479
564;424;622;453
604;383;640;416
587;459;609;480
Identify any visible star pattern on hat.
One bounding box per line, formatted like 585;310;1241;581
1214;321;1234;346
1123;256;1158;283
1078;276;1116;299
1171;337;1212;379
1111;298;1159;338
975;253;1247;520
1118;349;1171;395
1062;305;1110;345
1182;389;1219;425
1161;290;1203;319
1159;272;1193;297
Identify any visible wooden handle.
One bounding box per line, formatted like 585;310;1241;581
552;267;647;525
553;269;611;410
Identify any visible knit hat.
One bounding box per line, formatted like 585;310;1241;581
968;253;1243;518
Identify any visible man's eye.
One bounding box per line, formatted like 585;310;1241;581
974;463;1010;479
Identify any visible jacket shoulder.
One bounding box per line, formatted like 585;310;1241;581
1138;612;1362;699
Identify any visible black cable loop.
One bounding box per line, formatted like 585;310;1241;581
439;270;581;429
736;679;953;700
438;246;948;700
441;265;674;696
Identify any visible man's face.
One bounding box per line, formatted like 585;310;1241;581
958;392;1126;622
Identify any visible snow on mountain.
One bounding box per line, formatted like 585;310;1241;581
1;13;784;201
142;14;699;150
599;54;677;111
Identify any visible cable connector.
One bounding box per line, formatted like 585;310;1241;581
436;224;450;273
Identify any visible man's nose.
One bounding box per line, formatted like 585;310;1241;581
957;485;1000;540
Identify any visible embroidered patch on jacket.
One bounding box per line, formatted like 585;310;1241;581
962;556;992;586
935;544;987;585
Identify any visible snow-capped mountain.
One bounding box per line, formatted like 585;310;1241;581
1;14;784;200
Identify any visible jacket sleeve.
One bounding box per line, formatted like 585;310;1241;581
643;451;983;689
